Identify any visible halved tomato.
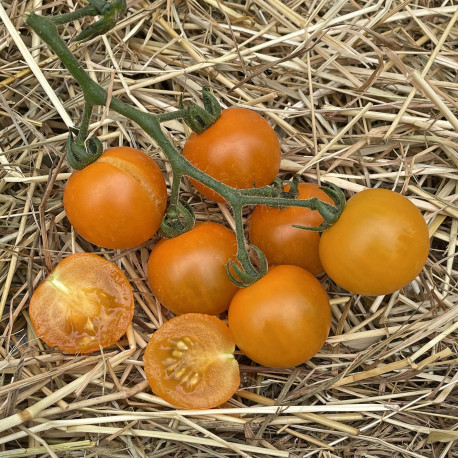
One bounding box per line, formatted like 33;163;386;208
30;252;134;353
143;314;240;409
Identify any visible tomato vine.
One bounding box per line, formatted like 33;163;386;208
25;5;345;286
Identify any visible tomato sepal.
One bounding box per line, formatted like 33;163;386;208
74;0;127;42
160;200;195;238
66;128;103;170
226;243;268;287
311;182;346;228
202;87;222;120
182;88;222;134
319;182;346;214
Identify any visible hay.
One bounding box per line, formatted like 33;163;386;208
1;0;457;456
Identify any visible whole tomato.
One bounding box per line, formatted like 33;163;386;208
228;265;331;368
63;146;167;249
144;313;240;409
30;252;134;354
249;182;335;275
319;188;430;296
182;107;281;203
148;222;239;315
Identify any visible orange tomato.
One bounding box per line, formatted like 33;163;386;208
148;222;239;315
143;314;240;409
63;146;167;249
228;265;331;368
319;188;430;296
249;183;335;275
30;252;134;354
182;107;281;203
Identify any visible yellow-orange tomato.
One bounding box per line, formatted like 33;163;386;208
182;107;281;203
228;265;331;368
63;146;167;249
148;222;239;315
319;188;430;296
249;183;335;275
30;253;134;354
143;314;240;409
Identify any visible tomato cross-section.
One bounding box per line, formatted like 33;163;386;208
30;252;134;354
143;314;240;409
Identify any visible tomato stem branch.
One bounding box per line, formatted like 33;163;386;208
156;110;187;123
76;102;94;144
49;4;99;25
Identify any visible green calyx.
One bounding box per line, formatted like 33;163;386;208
47;0;127;41
182;88;222;134
160;201;195;239
293;182;346;232
226;244;268;288
75;0;127;42
66;130;103;170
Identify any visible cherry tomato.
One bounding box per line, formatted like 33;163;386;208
30;252;134;354
249;183;335;275
228;265;331;368
63;146;167;249
148;222;239;315
319;188;430;296
143;313;240;409
182;107;281;203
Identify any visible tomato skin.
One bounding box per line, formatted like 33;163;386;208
30;252;134;354
182;107;281;203
228;265;331;368
143;313;240;409
249;183;334;275
63;146;167;249
148;222;239;315
319;188;430;296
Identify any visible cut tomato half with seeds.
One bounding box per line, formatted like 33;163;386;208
30;252;134;354
143;314;240;409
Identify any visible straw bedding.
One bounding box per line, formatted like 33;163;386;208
0;0;457;456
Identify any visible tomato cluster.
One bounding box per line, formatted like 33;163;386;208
31;106;430;410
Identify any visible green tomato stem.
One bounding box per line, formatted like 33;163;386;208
49;5;99;25
76;102;94;144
